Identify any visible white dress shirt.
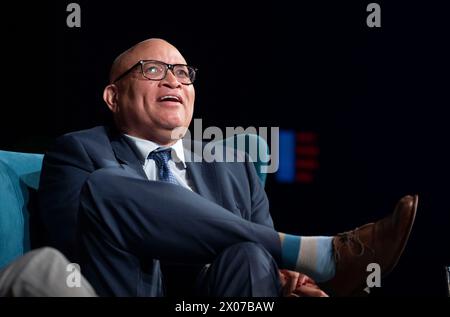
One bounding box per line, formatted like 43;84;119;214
123;134;194;191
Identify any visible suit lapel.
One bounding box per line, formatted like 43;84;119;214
109;130;148;179
186;161;224;206
184;140;224;206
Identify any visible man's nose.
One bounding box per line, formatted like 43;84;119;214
160;69;182;88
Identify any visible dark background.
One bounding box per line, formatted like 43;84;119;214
1;1;449;295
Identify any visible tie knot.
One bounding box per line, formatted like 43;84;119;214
148;148;172;168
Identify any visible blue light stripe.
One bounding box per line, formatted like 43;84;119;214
276;129;295;183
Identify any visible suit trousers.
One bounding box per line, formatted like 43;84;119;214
79;166;282;296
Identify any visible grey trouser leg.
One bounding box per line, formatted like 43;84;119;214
0;247;97;297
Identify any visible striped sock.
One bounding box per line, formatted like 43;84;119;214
279;233;336;282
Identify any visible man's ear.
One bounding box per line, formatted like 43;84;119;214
103;84;119;113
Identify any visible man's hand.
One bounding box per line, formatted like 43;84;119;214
279;269;328;297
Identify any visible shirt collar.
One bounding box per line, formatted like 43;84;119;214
122;134;186;168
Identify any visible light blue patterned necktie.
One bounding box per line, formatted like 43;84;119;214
148;148;179;185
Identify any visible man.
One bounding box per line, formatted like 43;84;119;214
36;38;418;297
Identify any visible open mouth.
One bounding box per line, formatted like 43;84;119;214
157;95;183;104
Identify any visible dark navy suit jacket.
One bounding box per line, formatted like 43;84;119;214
35;125;274;295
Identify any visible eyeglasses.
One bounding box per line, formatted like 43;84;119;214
113;60;197;85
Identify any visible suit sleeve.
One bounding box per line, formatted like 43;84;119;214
244;156;275;229
36;134;95;261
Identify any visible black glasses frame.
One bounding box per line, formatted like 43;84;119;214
112;60;197;85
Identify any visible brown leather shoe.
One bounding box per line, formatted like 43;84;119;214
321;195;418;296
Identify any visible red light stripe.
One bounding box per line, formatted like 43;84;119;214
296;146;320;156
296;172;314;183
296;132;318;143
296;159;319;169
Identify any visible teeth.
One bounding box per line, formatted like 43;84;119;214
160;95;180;101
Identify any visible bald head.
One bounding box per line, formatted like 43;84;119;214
109;38;187;83
103;37;195;146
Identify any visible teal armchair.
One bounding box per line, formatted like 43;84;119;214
0;150;44;269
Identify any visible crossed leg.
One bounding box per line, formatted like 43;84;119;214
78;167;282;296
